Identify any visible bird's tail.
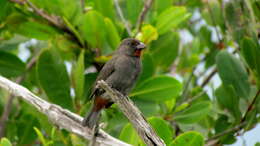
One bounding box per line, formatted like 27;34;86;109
82;108;101;129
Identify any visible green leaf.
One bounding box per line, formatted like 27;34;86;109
202;2;225;31
33;127;47;146
199;26;214;50
216;51;250;99
0;51;25;77
94;0;115;21
0;35;28;50
170;131;204;146
224;2;245;41
126;0;143;25
80;10;106;48
130;75;182;102
120;117;173;145
16;21;58;40
0;0;13;22
154;0;173;14
215;85;241;120
104;18;121;49
72;50;85;99
174;101;212;124
84;73;98;100
214;115;231;134
0;137;12;146
59;0;81;21
136;53;155;86
148;117;173;145
31;0;81;21
241;37;260;78
134;99;160;117
17;114;40;145
150;32;179;69
37;50;73;110
63;17;84;46
119;123;144;145
136;24;158;44
156;6;191;34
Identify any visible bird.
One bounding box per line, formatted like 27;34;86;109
82;38;146;129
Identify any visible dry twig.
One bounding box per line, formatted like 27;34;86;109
135;0;154;34
0;76;130;146
97;80;166;146
113;0;132;36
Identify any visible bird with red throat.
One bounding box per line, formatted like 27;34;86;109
82;38;146;128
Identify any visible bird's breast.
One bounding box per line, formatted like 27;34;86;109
109;58;141;94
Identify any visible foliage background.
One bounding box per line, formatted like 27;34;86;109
0;0;260;145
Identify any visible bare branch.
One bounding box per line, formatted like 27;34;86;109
206;122;246;143
241;89;260;123
26;0;66;29
206;89;260;145
9;0;84;47
97;80;166;146
136;0;154;34
113;0;132;36
0;76;130;146
200;67;217;88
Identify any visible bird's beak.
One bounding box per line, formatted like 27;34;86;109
136;42;146;50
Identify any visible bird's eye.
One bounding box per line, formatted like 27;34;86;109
131;41;138;46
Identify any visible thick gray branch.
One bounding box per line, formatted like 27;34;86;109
97;80;166;146
0;76;130;146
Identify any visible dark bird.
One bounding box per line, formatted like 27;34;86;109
82;38;146;128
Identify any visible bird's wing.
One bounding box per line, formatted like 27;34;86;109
89;56;117;99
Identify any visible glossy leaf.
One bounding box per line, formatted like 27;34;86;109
72;50;85;99
31;0;81;21
130;75;182;102
156;6;191;34
215;85;241;120
241;37;260;77
0;137;12;146
16;21;58;40
174;101;212;124
216;51;250;99
154;0;173;14
37;50;73;110
119;123;144;145
148;117;173;145
63;17;84;46
202;2;225;31
104;18;121;49
0;51;25;77
126;0;143;25
134;99;160;117
224;2;245;41
136;24;158;44
80;10;106;48
34;127;47;146
84;73;98;100
94;0;115;20
170;131;204;146
150;32;179;69
17;114;40;145
120;117;173;145
136;53;155;86
0;0;13;22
